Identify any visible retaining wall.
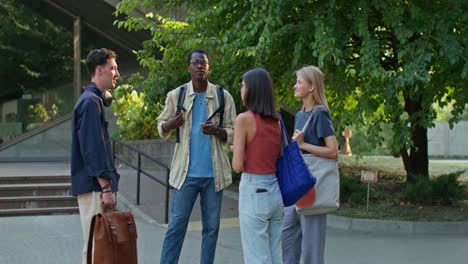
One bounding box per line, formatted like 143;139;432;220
428;121;468;158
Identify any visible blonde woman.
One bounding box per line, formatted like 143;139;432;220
282;65;338;264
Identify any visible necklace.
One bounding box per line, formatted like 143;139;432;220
302;105;316;112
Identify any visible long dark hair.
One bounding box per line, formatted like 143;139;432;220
243;68;278;120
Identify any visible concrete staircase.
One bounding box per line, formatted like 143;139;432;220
0;175;78;216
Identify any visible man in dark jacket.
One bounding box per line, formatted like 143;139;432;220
71;48;120;264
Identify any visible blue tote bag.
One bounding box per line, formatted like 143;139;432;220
276;118;316;206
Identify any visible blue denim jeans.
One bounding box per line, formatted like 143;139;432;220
239;173;284;264
160;177;223;264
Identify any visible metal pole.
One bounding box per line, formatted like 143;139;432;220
366;182;370;212
73;16;81;101
136;154;141;205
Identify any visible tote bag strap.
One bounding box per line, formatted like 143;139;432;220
279;117;291;149
301;106;321;133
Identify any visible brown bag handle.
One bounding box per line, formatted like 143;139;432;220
86;207;116;264
86;214;98;264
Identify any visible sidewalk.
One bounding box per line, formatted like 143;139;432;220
0;162;467;264
0;214;243;264
0;162;243;263
0;213;466;264
116;164;239;227
2;162;466;234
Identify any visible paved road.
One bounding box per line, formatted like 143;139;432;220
1;162;467;264
0;214;467;264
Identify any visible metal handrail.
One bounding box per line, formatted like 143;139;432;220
0;113;73;151
111;137;172;224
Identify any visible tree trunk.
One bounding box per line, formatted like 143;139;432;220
406;125;429;183
400;95;429;184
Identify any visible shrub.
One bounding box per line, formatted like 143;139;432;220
347;124;396;156
112;84;163;140
28;103;58;123
340;175;367;206
404;171;467;205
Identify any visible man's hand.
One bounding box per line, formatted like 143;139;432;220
201;121;218;135
202;121;227;142
97;177;116;210
101;192;116;210
163;112;184;132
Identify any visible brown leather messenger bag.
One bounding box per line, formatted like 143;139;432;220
87;211;138;264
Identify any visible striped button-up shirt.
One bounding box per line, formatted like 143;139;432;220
157;81;236;192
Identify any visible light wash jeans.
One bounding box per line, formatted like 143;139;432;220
160;177;223;264
282;206;327;264
239;173;284;264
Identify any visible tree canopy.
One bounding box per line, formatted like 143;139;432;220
115;0;468;182
0;0;73;102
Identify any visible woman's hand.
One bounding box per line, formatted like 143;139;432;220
292;129;305;147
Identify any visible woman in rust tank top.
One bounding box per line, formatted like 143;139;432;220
231;68;283;264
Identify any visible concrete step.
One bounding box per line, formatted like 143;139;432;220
0;206;79;216
0;174;76;216
0;183;72;197
0;175;70;185
0;196;77;209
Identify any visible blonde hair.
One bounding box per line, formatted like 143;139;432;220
296;65;330;112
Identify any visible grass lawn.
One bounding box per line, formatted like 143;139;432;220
336;155;468;221
334;203;468;221
227;155;468;221
338;155;468;180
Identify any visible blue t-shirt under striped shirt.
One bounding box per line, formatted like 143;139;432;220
187;92;214;177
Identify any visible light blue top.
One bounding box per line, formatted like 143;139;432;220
187;92;214;177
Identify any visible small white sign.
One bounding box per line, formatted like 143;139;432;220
361;170;378;183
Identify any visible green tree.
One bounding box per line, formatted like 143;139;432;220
115;0;468;184
28;103;58;123
0;0;73;102
112;74;163;140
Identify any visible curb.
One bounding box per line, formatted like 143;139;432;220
327;214;468;235
117;194;160;225
120;189;468;235
227;190;468;235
